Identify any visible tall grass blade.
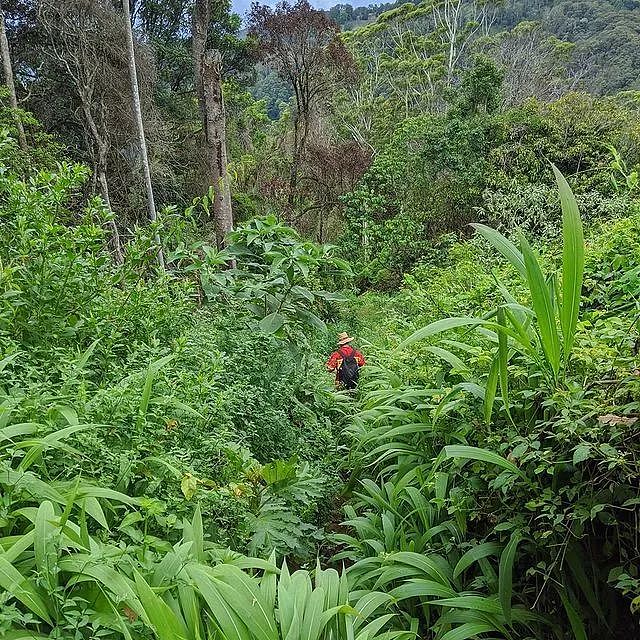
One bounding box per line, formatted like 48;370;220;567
395;318;481;352
498;530;521;624
471;224;527;280
566;543;605;623
496;307;510;419
553;164;584;360
0;556;52;624
484;356;498;425
520;234;561;377
559;588;588;640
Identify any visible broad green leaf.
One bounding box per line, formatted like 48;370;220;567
573;445;591;465
83;496;109;529
390;579;456;602
427;595;502;614
181;474;198;500
191;504;204;562
34;500;57;592
0;352;20;373
0;422;39;443
387;553;452;585
553;164;584;360
17;424;90;471
73;485;140;506
259;312;286;334
296;308;327;333
440;622;497;640
352;591;395;624
300;583;326;640
206;564;278;640
73;338;101;373
453;542;502;579
52;405;78;426
424;346;469;374
178;584;202;639
3;530;35;562
60;557;141;610
134;570;188;640
496;307;510;418
278;561;296;638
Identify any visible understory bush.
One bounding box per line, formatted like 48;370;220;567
0;117;347;568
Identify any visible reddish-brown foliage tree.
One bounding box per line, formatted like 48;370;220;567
299;140;372;240
248;0;353;205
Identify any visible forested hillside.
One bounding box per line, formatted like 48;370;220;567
1;0;640;639
328;0;640;94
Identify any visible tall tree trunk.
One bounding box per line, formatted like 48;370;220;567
0;1;27;151
192;0;233;249
202;49;233;249
122;0;164;269
192;0;208;118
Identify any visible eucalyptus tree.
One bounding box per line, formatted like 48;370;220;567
38;0;126;263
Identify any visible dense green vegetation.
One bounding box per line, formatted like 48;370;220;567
2;0;640;639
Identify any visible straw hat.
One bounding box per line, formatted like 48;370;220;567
337;331;354;345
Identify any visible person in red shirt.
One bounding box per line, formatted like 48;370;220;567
326;332;366;390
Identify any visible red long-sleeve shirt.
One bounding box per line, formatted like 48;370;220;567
326;345;366;371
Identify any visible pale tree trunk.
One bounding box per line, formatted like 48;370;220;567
202;50;233;249
122;0;164;269
0;1;27;151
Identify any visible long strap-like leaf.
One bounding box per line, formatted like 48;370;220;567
520;233;561;378
553;164;584;361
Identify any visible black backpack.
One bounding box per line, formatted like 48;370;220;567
338;347;360;389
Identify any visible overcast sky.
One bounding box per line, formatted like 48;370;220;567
232;0;375;19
